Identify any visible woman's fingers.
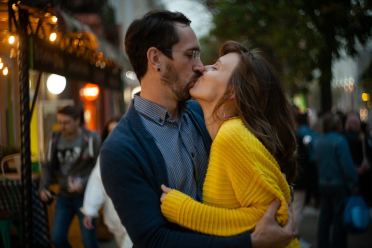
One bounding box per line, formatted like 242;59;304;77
161;184;171;193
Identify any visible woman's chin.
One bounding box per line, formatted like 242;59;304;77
189;88;196;98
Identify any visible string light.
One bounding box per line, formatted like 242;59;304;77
51;16;58;24
2;67;9;76
0;62;3;70
8;35;15;45
49;32;57;42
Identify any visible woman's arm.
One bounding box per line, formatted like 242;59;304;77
160;121;290;237
161;188;267;236
81;160;107;217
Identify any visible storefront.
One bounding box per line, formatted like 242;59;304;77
0;1;127;247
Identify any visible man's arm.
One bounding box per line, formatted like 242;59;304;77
100;145;251;248
101;144;294;248
251;200;295;248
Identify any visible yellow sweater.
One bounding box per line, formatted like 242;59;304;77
161;117;298;247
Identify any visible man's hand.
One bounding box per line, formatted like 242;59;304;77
67;176;83;193
251;200;295;248
39;189;52;202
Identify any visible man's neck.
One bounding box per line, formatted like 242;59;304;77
62;127;82;139
140;77;179;118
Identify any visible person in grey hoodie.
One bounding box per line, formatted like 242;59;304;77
39;105;100;248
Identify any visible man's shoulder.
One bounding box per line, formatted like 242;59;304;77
103;118;133;148
185;100;202;115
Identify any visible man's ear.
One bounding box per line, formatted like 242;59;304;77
147;47;161;72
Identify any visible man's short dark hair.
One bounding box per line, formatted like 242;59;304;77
124;10;191;81
57;105;82;121
322;112;342;133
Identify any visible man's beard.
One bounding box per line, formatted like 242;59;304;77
161;63;201;102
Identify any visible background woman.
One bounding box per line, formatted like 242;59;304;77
160;41;298;247
81;116;132;248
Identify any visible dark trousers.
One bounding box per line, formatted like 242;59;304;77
51;194;98;248
317;185;348;248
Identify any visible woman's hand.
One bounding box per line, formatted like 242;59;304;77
160;184;172;202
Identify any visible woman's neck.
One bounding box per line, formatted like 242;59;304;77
199;102;224;140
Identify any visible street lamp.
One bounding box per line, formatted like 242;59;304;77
46;74;66;95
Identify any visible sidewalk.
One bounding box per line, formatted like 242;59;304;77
299;207;372;248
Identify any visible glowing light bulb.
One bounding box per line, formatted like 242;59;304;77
51;16;58;24
49;32;57;42
3;67;9;76
8;35;15;45
47;74;66;95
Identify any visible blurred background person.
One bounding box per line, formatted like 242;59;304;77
313;112;358;248
293;108;317;248
39;105;100;248
81;116;132;248
343;112;372;206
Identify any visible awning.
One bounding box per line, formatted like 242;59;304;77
1;0;127;90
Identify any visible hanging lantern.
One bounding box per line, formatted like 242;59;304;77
80;83;100;101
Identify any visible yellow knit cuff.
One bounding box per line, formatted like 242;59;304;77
161;190;190;223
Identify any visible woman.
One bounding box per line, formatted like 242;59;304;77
160;41;298;247
81;117;133;248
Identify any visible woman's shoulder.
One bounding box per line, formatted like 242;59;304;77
214;117;258;149
216;117;276;159
218;117;254;139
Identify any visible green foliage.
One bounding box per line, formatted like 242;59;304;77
204;0;372;110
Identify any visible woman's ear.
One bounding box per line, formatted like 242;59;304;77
228;92;235;100
226;88;235;100
147;47;161;72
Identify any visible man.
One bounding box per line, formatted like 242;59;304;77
313;113;358;248
101;10;294;248
39;105;100;248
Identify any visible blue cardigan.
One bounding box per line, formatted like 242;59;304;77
100;101;251;248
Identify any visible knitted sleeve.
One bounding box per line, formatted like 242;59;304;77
161;189;266;236
161;119;290;236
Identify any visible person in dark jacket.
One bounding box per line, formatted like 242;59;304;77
313;112;358;248
343;113;372;206
100;10;295;248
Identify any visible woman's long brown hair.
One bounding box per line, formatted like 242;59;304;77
216;41;297;184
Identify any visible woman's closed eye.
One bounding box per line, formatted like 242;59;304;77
205;65;218;71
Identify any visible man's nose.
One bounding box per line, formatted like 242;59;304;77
193;60;205;74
